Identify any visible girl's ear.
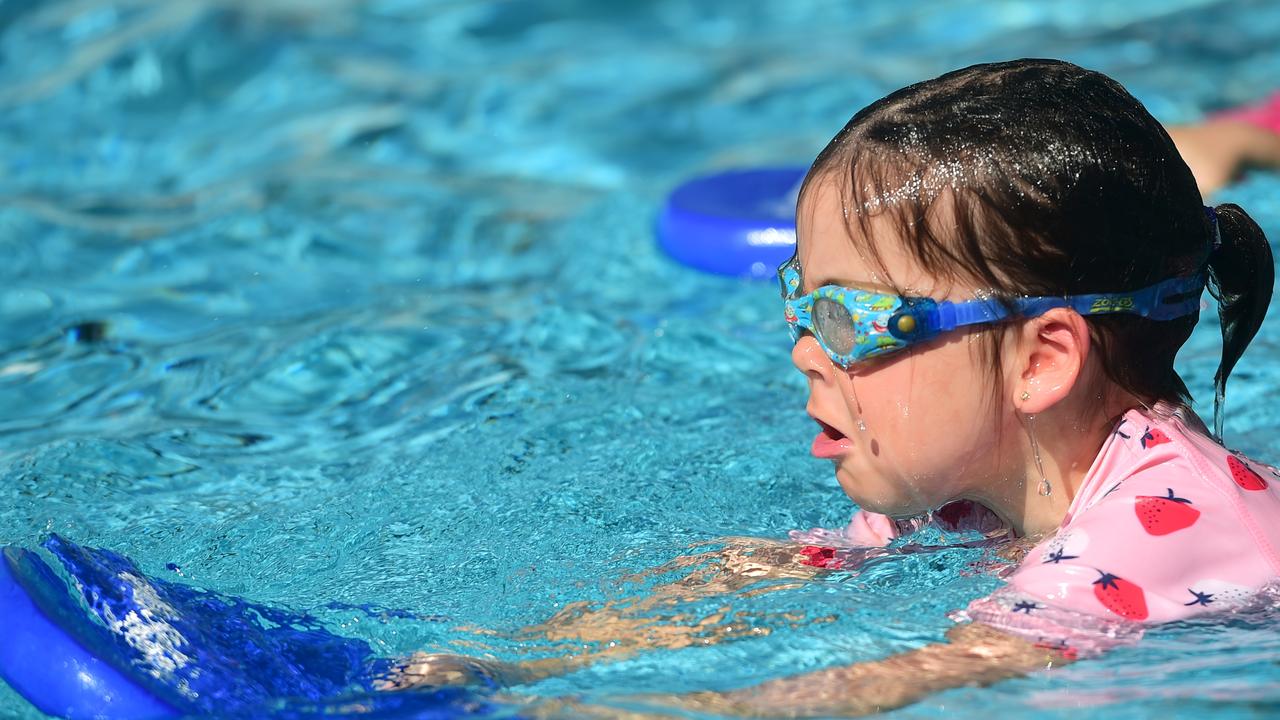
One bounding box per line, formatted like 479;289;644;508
1012;308;1090;414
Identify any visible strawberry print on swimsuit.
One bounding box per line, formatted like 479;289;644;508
1227;455;1269;491
1140;427;1171;449
955;404;1280;657
1134;489;1199;535
1092;571;1149;620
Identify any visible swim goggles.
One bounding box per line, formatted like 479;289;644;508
778;254;1205;367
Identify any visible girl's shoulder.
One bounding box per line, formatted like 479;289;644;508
1072;405;1280;551
986;405;1280;626
961;407;1280;657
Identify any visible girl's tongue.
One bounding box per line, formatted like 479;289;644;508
812;420;852;459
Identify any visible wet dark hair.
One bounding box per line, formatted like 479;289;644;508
801;58;1273;439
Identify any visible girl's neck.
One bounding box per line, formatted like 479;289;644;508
973;391;1148;539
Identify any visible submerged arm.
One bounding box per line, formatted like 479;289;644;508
645;623;1071;717
381;537;861;690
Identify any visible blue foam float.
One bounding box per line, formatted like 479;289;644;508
657;166;806;278
0;536;513;719
0;545;176;719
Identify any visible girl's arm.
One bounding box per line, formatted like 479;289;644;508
382;515;1007;693
379;537;854;690
637;622;1071;717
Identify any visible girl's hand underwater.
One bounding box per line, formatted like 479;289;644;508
375;653;515;691
371;650;504;691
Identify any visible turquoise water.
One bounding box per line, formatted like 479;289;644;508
3;0;1280;717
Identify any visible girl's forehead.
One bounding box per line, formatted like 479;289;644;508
796;178;923;295
796;176;978;301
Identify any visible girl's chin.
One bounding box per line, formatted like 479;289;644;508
847;498;925;519
835;468;931;518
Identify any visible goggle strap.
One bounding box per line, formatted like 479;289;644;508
936;299;1015;332
1148;273;1207;320
934;273;1204;330
1061;273;1205;321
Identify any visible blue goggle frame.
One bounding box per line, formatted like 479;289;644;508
778;254;1205;367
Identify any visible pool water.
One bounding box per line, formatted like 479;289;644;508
3;0;1280;717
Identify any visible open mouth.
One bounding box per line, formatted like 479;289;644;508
815;418;847;441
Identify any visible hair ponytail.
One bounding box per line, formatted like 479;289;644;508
1206;203;1274;441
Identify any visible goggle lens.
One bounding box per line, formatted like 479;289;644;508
812;297;857;356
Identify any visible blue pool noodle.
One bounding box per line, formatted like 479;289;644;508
657;167;805;278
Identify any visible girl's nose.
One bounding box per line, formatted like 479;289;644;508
791;335;835;381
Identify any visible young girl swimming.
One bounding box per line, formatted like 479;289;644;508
719;55;1279;714
392;59;1278;716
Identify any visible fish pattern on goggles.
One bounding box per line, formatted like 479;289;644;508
777;254;1205;367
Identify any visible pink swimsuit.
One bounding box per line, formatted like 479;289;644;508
793;406;1280;657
